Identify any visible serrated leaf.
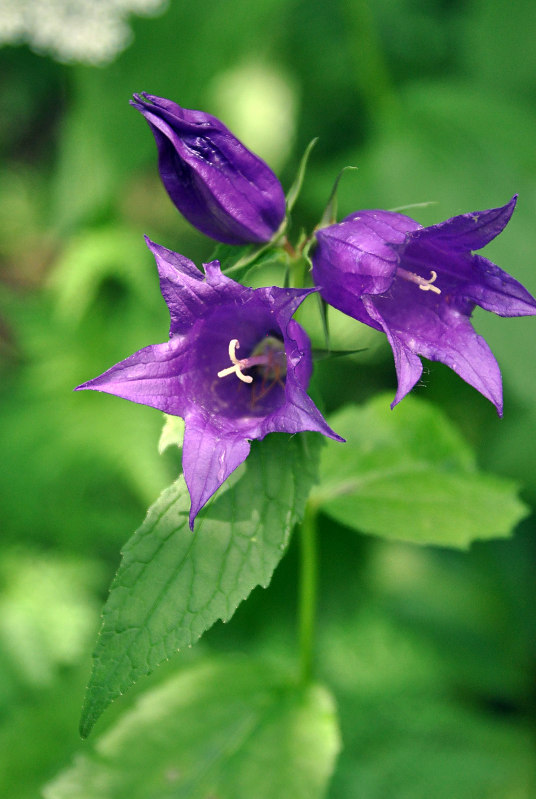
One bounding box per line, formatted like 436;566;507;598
46;658;340;799
312;395;528;548
80;432;321;737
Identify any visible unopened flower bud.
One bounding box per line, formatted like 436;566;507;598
131;93;286;245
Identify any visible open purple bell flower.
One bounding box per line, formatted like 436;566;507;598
131;93;286;246
312;196;536;415
76;239;342;528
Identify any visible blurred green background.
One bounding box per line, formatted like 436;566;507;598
1;0;535;796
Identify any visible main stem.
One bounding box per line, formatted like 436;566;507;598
298;501;318;683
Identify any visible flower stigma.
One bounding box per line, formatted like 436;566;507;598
217;336;288;393
217;339;253;383
397;267;441;295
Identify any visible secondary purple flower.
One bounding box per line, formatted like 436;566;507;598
131;93;286;246
76;239;341;528
312;196;536;415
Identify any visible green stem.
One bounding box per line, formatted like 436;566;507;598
298;502;318;683
289;254;308;289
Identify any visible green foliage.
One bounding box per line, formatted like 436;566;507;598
314;395;528;548
1;0;536;796
0;552;103;799
80;433;321;737
50;225;158;323
319;603;536;799
0;551;102;690
158;414;185;454
46;658;340;799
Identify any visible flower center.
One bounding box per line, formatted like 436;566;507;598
397;267;441;295
217;338;287;385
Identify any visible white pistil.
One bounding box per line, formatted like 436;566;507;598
217;339;253;383
217;338;286;385
398;267;441;295
418;270;441;294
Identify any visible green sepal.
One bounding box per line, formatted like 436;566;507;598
285;138;318;214
317;165;358;229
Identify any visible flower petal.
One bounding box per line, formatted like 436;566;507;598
362;296;424;408
314;211;417;300
412;196;517;252
75;341;190;417
368;283;503;415
145;240;252;338
182;414;251;529
467;255;536;317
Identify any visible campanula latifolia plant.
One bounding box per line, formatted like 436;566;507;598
72;95;535;797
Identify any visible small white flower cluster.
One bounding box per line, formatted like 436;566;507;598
0;0;167;65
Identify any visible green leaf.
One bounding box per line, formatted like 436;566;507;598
79;432;321;737
50;226;157;323
47;658;340;799
208;240;291;289
157;414;184;454
208;241;257;272
313;395;528;548
0;550;102;692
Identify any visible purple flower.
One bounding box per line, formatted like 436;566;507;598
131;93;286;246
76;239;342;528
312;196;536;415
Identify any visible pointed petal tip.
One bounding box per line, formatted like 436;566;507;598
144;235;171;268
390;383;412;410
73;380;94;392
202;259;222;276
73;377;108;394
130;91;150;104
502;193;518;218
130;93;151;113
